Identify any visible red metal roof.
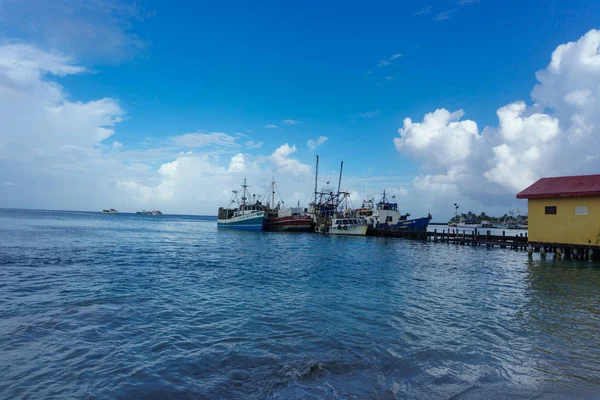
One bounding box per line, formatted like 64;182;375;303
517;174;600;199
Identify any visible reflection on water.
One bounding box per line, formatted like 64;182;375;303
0;209;599;399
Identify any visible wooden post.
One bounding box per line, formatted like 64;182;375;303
434;229;438;243
589;248;594;262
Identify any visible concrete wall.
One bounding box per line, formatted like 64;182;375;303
528;197;600;245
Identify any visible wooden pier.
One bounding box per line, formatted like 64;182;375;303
426;228;528;250
368;227;600;262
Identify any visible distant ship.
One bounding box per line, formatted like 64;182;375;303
102;209;118;214
217;179;265;230
136;209;163;216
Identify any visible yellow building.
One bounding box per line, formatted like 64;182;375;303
517;174;600;246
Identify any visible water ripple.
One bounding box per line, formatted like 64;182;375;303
1;209;600;399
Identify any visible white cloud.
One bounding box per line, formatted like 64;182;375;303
355;110;381;118
228;153;246;173
394;29;600;209
171;132;238;148
282;119;300;125
0;42;318;215
378;60;390;67
389;54;403;60
245;140;263;149
435;9;456;21
307;136;328;150
385;76;394;80
414;6;432;15
111;141;123;151
265;124;278;129
0;0;149;62
269;144;311;176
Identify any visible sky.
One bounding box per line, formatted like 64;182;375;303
1;0;600;218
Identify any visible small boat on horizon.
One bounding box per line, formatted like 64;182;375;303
136;209;163;216
102;209;118;214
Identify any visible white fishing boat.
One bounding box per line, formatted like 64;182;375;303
456;219;482;228
102;208;118;214
328;217;368;236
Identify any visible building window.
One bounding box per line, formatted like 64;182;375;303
575;206;589;216
545;206;557;215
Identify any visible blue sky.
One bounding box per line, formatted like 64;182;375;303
1;0;600;216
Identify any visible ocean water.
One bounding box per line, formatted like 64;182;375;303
1;209;599;399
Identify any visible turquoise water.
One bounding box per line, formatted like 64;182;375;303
1;209;599;399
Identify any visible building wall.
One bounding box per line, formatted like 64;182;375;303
528;197;600;245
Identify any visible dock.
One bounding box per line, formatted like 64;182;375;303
369;227;528;250
368;227;600;262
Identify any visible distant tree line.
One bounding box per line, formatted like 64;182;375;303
448;211;527;224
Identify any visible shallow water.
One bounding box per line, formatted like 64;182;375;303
1;209;599;399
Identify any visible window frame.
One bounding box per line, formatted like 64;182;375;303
545;206;557;215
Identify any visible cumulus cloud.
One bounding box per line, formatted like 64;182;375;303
307;136;328;150
228;153;246;173
269;144;311;176
0;43;316;214
394;29;600;209
265;124;278;129
283;119;300;125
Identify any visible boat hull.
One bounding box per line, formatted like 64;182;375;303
378;216;431;232
456;223;482;228
264;216;313;232
217;212;265;230
328;224;368;236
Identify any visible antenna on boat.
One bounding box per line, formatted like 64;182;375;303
337;161;343;195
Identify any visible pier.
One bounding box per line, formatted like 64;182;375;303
369;227;600;262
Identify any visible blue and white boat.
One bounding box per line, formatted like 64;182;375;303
217;179;265;230
367;190;431;232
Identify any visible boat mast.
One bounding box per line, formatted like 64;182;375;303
272;176;276;208
313;155;319;204
337;161;343;196
241;178;249;206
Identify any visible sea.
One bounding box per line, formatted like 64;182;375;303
1;208;599;399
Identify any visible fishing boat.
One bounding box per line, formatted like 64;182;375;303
368;190;431;233
329;217;368;236
102;208;118;214
309;157;368;236
262;179;313;232
456;219;481;228
217;179;265;230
